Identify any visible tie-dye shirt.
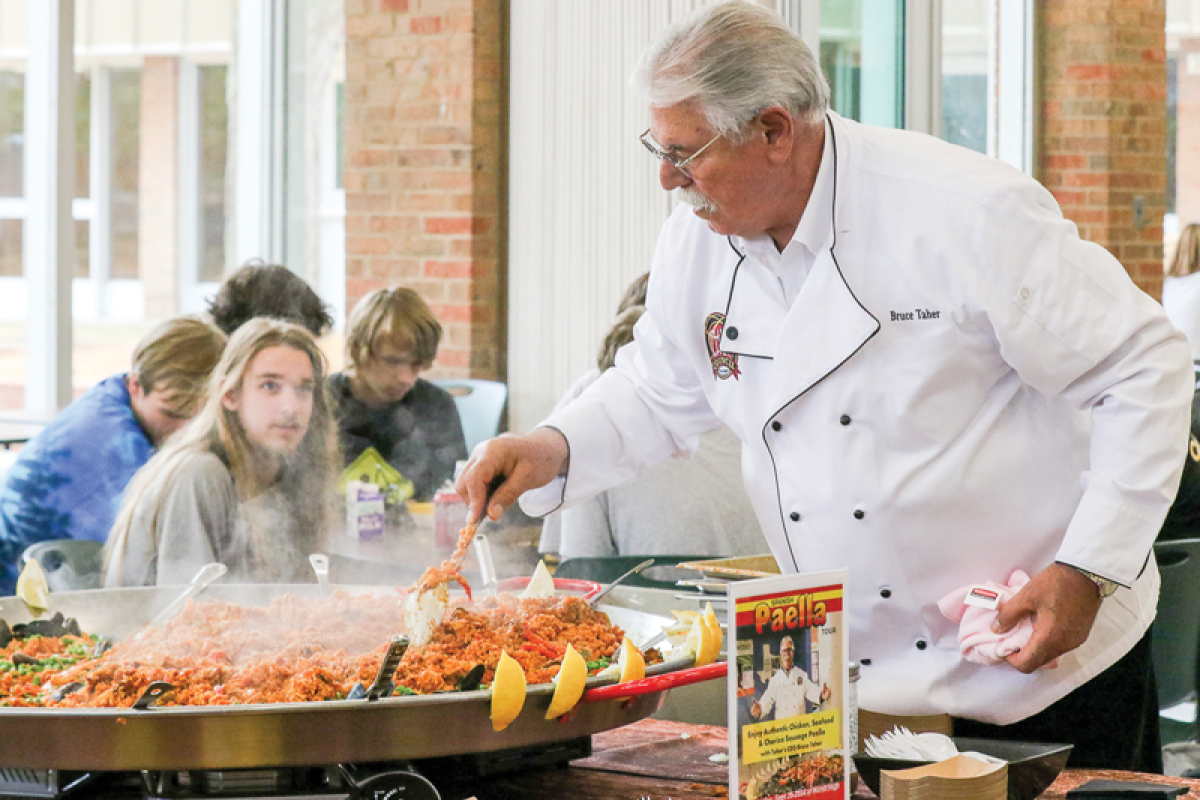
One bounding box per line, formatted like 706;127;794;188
0;374;154;594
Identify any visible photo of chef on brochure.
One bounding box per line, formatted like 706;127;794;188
730;569;849;800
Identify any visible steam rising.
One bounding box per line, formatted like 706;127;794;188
112;592;404;667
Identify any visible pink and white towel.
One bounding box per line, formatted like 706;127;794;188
937;569;1058;669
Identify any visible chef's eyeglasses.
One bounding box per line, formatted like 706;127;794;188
640;128;722;178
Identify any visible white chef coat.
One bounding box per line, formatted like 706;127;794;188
522;113;1192;724
758;666;824;721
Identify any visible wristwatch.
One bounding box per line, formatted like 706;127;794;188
1069;565;1119;599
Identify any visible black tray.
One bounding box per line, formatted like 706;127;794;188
853;737;1072;800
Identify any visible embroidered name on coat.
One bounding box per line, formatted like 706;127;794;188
705;312;741;380
890;308;941;321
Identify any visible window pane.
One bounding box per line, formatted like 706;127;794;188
820;0;904;128
199;64;228;283
109;67;139;281
0;219;20;277
75;219;88;278
285;0;346;330
941;0;988;153
1165;6;1200;261
0;70;22;199
75;70;89;200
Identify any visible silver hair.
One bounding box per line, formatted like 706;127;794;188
633;1;830;142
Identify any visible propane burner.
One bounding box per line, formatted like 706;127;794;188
0;738;592;800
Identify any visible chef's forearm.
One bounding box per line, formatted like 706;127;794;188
1054;321;1192;584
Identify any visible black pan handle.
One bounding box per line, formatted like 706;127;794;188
367;636;409;700
133;681;175;710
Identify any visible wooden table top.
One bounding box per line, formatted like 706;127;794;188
436;717;1200;800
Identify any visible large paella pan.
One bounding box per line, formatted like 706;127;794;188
0;581;717;772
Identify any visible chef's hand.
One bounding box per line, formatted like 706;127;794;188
820;683;832;702
992;562;1102;673
750;700;763;718
456;427;570;524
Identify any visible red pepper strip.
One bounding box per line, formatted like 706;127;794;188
521;641;558;659
522;629;563;659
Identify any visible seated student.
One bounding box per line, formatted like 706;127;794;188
102;319;338;587
329;287;467;502
0;316;225;594
553;306;768;559
208;260;334;337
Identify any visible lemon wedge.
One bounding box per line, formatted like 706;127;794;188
671;609;700;625
521;560;556;600
684;616;717;667
15;558;49;613
545;643;587;719
490;650;527;731
618;637;645;683
703;602;723;661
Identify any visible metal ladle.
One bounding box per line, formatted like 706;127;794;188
147;562;228;628
587;558;655;607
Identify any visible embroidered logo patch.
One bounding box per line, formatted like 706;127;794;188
704;312;741;380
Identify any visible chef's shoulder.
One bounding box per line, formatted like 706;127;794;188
851;121;1056;224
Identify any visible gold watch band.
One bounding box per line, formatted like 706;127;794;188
1072;567;1119;599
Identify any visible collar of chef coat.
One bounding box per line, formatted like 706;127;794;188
719;113;881;411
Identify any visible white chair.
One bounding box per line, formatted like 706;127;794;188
433;379;507;454
21;539;104;591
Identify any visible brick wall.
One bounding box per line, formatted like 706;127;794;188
1039;0;1168;299
344;0;506;378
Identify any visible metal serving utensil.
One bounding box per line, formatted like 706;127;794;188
469;475;505;599
308;554;330;586
587;558;655;608
147;563;228;629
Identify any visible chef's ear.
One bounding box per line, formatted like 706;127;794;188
221;387;240;412
758;107;796;160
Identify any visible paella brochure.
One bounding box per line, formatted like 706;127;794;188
728;568;849;800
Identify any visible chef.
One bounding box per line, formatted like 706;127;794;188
752;636;831;721
460;1;1191;772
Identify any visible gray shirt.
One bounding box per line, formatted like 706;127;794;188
110;451;317;587
557;426;767;559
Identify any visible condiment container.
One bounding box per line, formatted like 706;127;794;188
346;480;385;540
433;483;465;550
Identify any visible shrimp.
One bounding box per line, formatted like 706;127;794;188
403;519;477;645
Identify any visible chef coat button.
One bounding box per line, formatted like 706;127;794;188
1019;287;1031;302
840;414;851;426
789;512;801;522
853;509;865;520
860;658;872;666
879;588;892;599
771;421;782;432
915;639;928;651
727;326;739;340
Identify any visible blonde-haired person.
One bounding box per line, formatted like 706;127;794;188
1164;223;1200;361
103;318;338;587
329;287;467;501
0;316;225;594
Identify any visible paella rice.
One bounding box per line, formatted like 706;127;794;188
0;589;655;708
